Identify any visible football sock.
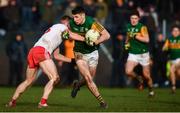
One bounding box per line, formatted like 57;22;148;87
96;95;105;103
148;86;153;92
172;85;176;88
40;98;47;104
11;99;16;104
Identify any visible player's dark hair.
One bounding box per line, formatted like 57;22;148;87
72;6;85;15
130;10;140;17
61;15;71;21
171;25;180;31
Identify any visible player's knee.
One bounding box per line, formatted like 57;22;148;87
51;76;60;85
84;76;93;84
144;75;151;81
54;76;60;85
125;69;132;76
25;78;34;86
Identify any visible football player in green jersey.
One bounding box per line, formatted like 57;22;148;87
69;6;110;108
125;10;155;97
163;25;180;93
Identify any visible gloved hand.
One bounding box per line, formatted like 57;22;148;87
125;43;130;50
62;30;69;40
128;32;136;39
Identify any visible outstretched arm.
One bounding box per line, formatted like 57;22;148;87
94;29;110;45
53;48;71;63
69;30;85;41
134;26;149;43
91;22;110;45
162;39;169;51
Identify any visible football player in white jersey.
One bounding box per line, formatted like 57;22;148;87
6;16;84;108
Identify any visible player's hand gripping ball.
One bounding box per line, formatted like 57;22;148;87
129;32;137;38
85;29;100;46
125;43;130;50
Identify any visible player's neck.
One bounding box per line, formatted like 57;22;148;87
80;18;86;25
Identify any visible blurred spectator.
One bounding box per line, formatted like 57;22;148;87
127;0;136;11
0;0;9;30
110;32;127;87
0;0;9;7
21;0;35;30
0;28;6;39
149;5;159;30
6;33;28;86
126;0;136;17
64;0;78;17
56;0;76;18
41;0;56;30
95;0;108;25
111;0;128;35
3;0;20;31
82;0;97;17
152;33;168;87
146;6;158;56
157;0;172;22
137;6;157;57
31;0;42;28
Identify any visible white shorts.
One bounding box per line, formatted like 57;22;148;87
127;52;150;66
74;50;99;67
170;58;180;65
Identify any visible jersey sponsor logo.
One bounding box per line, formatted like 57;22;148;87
128;28;139;33
80;27;84;32
135;28;138;32
131;28;135;32
73;27;79;31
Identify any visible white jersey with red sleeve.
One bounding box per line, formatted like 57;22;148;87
34;24;67;54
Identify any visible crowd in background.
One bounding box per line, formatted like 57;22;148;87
0;0;179;87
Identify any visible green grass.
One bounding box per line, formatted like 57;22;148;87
0;87;180;112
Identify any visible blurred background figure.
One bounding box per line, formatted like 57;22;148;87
95;0;108;25
6;33;28;86
152;33;168;87
163;25;180;93
20;0;35;31
3;0;20;31
41;0;56;30
110;32;126;87
82;0;97;17
111;0;128;35
31;0;42;30
64;0;78;17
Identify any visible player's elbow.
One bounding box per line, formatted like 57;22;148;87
53;54;59;60
101;29;110;41
145;38;149;43
106;32;110;40
143;36;149;43
103;31;110;41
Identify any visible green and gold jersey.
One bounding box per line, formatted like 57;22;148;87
126;23;149;54
69;16;104;54
164;36;180;60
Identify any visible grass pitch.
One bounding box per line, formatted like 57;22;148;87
0;87;180;112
